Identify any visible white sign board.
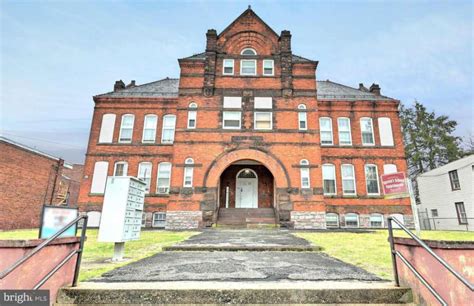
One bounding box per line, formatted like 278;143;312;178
39;206;78;239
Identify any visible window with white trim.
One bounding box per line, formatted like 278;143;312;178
240;60;257;75
337;117;352;145
383;164;397;174
345;213;359;228
365;164;380;195
254;112;272;130
326;213;339;228
360;118;375;145
142;114;157;143
263;59;274;76
322;164;336;195
157;162;172;194
98;114;116;143
119;114;134;143
90;161;108;194
341;164;356;195
298;104;307;130
300;159;310;188
320;117;333;145
223;59;234;75
152;212;166;228
183;158;194;187
161;115;176;144
449;170;461;190
241;48;257;55
370;213;384;227
141;213;147;227
138;162;152;193
378;117;394;146
114;161;128;176
187;103;197;129
223;111;241;129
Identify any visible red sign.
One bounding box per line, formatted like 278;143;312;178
381;172;409;198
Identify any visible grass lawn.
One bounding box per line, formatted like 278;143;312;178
0;229;197;282
296;230;474;280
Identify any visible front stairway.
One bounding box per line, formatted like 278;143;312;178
217;208;277;228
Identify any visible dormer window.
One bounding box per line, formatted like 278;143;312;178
241;48;257;56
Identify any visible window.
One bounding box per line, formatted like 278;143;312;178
98;114;116;143
345;213;359;228
360;118;375;145
337;117;352;145
383;164;397;174
241;48;257;55
300;159;310;188
142;115;157;143
449;170;461;190
161;115;176;144
240;59;257;75
322;164;336;195
183;158;194;187
254;112;272;130
223;111;241;129
152;212;166;228
114;161;128;176
90;161;108;194
390;214;404;228
254;97;272;109
378;117;394;146
138;162;152;193
326;213;339;228
431;209;438;217
370;214;384;228
320;117;333;145
223;96;242;108
187;103;197;129
141;213;147;227
119;114;134;143
341;164;356;195
223;59;234;75
157;162;172;194
298;104;307;130
455;202;468;224
365;164;380;195
263;59;274;76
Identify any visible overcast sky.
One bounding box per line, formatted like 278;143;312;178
1;0;472;164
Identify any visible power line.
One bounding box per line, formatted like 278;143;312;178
1;132;86;149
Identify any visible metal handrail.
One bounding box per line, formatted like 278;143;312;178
388;217;473;305
0;215;88;288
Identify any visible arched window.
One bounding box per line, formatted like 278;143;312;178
326;213;339;228
90;161;108;194
237;168;257;179
119;114;134;143
300;159;310;188
320;117;333;145
370;213;384;228
337;117;352;145
98;114;116;143
341;164;356;195
345;213;359;228
188;103;197;129
183;158;194;187
138;162;152;193
161;115;176;144
142;114;158;143
298;104;307;130
241;48;257;55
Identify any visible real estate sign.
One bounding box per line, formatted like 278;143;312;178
39;205;78;239
381;172;409;199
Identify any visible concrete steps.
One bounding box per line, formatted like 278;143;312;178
217;208;277;228
56;281;414;305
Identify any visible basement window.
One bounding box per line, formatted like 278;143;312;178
326;213;339;228
345;213;359;228
152;212;166;228
370;213;384;228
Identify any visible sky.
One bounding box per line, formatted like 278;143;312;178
1;0;473;164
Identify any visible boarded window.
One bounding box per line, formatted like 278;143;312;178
383;164;397;174
378;117;394;146
223;97;242;108
98;114;116;143
91;161;109;193
254;97;272;109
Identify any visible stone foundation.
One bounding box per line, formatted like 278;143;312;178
165;211;202;230
291;211;326;229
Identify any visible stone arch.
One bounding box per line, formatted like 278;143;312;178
203;148;290;188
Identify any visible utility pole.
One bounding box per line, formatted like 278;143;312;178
407;178;421;236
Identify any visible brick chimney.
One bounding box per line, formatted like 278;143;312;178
279;30;292;52
126;80;136;88
203;29;218;96
279;30;293;97
114;80;125;91
359;83;369;92
369;83;381;96
206;29;217;52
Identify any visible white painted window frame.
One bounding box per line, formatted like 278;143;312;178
370;213;384;228
223;59;234;75
365;164;380;195
345;213;360;228
322;163;337;195
157;162;172;194
254;111;273;130
326;213;339;228
138;162;152;194
142;114;158;143
222;111;242;129
113;161;128;176
341;164;356;196
161;114;176;144
300;159;311;189
118;114;134;143
262;59;274;76
298;104;307;131
183;158;194;187
360;117;375;146
337;117;352;146
240;59;257;76
320;117;333;145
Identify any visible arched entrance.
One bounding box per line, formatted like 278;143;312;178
235;168;258;208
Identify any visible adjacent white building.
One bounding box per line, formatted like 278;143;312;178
417;155;473;231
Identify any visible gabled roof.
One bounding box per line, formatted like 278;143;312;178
317;80;396;101
418;155;474;177
218;7;279;39
96;78;179;98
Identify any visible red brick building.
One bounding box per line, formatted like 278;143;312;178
0;137;83;230
78;8;412;229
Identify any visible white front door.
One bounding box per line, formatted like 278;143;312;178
236;178;257;208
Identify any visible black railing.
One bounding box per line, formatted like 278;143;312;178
0;215;88;289
388;217;473;306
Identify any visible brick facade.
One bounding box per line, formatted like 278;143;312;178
78;8;411;229
0;137;83;230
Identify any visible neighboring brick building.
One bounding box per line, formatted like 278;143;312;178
78;8;412;229
0;137;83;230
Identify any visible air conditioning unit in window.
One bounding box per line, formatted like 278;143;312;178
157;187;169;194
